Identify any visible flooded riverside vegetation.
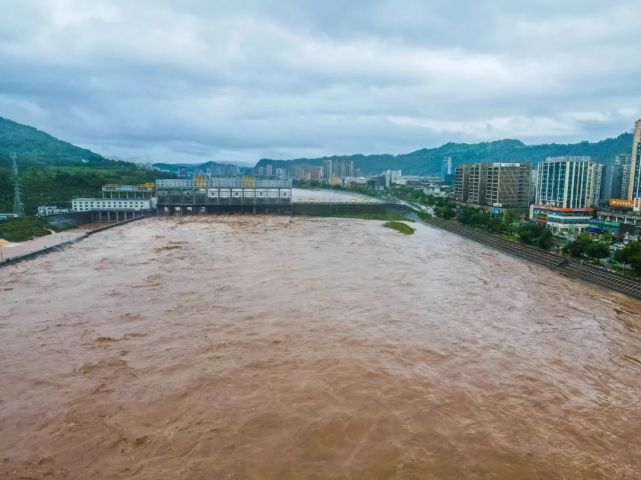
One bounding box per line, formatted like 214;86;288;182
1;216;641;479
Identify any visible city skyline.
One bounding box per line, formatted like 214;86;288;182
1;1;640;165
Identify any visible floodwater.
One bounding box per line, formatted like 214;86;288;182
291;188;382;203
1;216;641;480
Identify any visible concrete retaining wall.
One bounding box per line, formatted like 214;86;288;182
423;216;641;300
0;215;150;268
45;212;92;230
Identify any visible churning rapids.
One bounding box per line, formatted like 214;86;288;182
1;216;641;479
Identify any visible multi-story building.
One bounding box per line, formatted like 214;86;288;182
322;160;333;180
592;163;604;206
72;184;156;222
628;119;641;200
530;205;594;237
485;163;531;208
383;170;402;185
334;159;354;178
440;157;452;180
455;164;470;203
620;154;631;199
72;198;152;212
310;166;323;181
37;205;70;216
455;162;530;208
536;156;596;209
467;163;488;204
600;156;629;204
209;163;240;177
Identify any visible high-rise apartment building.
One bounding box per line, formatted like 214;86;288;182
455;162;530;208
599;154;630;203
486;163;531;208
593;163;604;206
618;154;631;199
455;164;470;202
322;160;333;179
441;157;452;179
536;156;596;208
628;120;641;200
321;159;354;179
467;163;488;204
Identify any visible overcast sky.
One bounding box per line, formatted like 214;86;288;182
1;0;640;165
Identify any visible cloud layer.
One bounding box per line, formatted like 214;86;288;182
1;0;640;164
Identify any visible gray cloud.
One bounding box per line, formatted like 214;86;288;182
0;0;640;164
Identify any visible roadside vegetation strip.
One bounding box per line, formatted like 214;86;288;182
0;216;58;242
383;221;415;235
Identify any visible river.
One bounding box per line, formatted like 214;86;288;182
1;216;640;479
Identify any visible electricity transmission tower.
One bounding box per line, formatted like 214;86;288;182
10;152;24;216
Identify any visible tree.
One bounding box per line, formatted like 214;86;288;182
518;222;555;250
536;228;555;250
586;242;610;261
435;205;455;219
565;234;593;258
615;242;641;276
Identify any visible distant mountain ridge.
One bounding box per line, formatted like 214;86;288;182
153;161;251;174
0;115;634;176
256;134;633;175
0;116;134;168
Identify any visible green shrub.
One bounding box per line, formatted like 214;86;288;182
0;216;55;242
383;221;415;235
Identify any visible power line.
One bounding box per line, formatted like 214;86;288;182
10;152;24;216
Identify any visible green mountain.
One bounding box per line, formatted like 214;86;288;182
0;116;125;167
257;134;633;175
0;117;172;213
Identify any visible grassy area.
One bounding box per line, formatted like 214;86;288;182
383;221;415;235
501;232;520;241
0;216;56;242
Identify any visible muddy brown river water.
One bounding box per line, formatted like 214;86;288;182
1;216;641;479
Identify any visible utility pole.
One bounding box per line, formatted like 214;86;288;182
10;152;24;216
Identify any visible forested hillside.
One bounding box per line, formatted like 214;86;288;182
0;117;172;213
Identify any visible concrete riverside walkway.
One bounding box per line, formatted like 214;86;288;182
0;229;88;263
0;216;151;267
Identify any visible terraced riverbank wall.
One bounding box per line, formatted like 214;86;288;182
422;216;641;300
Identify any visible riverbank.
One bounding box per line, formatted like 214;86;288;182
421;216;641;299
0;215;151;267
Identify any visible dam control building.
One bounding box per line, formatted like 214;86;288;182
155;177;292;215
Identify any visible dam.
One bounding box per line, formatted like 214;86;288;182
156;177;293;215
